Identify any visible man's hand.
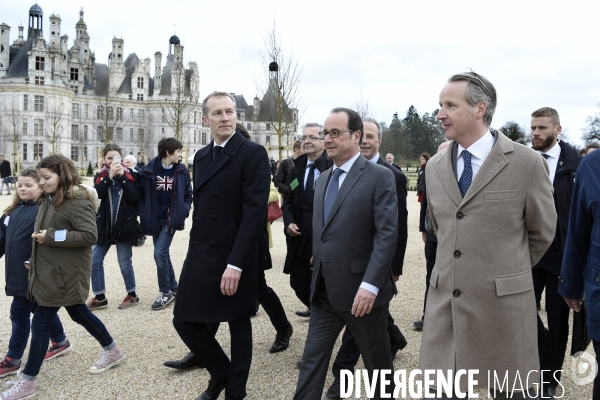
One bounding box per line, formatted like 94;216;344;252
351;288;376;317
421;232;426;243
32;230;47;245
564;297;582;312
286;223;301;236
221;268;242;296
393;274;400;282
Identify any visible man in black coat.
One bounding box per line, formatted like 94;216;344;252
530;107;581;399
0;155;12;195
324;117;409;399
172;92;271;400
282;123;332;317
274;140;304;199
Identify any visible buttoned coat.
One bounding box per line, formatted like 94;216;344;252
419;131;556;390
311;154;398;311
173;131;271;322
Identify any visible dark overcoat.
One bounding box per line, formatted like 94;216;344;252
173;131;271;322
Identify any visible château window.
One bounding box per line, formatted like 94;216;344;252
83;104;88;118
22;120;28;135
23;95;28;111
201;131;206;145
116;127;123;142
130;128;134;142
83;125;88;141
266;135;270;144
137;94;144;101
162;108;166;122
97;105;105;119
72;103;79;118
116;107;123;121
137;77;144;89
246;123;251;130
97;126;105;141
23;144;28;161
34;119;43;136
71;124;79;140
34;95;44;112
35;76;44;85
193;129;197;143
107;106;114;120
266;123;271;130
70;68;79;81
138;109;145;123
138;128;145;142
71;146;79;162
35;56;45;71
34;143;43;159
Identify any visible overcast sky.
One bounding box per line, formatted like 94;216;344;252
4;0;600;147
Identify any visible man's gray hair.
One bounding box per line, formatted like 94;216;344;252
363;118;382;139
301;122;323;131
386;153;394;159
202;91;237;116
124;155;137;163
448;71;497;127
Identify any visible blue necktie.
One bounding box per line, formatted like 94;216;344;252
305;164;316;203
323;168;344;223
458;150;472;197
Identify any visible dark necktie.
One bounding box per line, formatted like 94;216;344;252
323;168;344;223
213;146;222;160
541;153;550;159
305;164;316;202
458;150;472;197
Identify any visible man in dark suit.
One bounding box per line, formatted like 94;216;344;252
294;108;398;399
530;107;580;399
385;153;402;171
172;92;271;400
282;123;332;318
324;117;408;398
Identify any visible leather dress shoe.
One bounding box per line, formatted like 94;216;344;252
164;352;205;370
326;378;341;399
391;337;408;359
195;379;227;400
295;309;311;317
270;322;293;353
413;318;424;331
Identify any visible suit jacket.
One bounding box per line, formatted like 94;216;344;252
282;152;333;273
311;153;398;311
418;131;556;390
376;157;408;275
173;131;271;322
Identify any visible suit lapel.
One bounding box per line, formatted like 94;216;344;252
194;146;212;191
323;155;364;229
436;141;463;207
461;132;511;205
196;131;244;190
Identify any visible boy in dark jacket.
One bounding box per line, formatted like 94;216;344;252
138;138;193;310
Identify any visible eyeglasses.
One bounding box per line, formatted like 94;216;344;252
319;130;354;138
300;135;324;142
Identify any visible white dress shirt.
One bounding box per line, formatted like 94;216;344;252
367;153;380;164
456;130;494;182
330;151;379;296
535;141;561;184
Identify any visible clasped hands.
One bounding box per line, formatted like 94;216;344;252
32;229;47;245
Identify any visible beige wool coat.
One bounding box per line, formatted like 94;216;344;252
28;185;98;307
419;131;556;390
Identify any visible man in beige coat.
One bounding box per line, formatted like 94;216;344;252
419;71;556;399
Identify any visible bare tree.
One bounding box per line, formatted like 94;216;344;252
353;87;373;120
254;22;303;161
163;64;198;142
583;103;600;143
136;113;152;159
94;94;123;143
44;97;68;154
0;95;24;168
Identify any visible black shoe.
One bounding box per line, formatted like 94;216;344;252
269;322;293;353
326;378;341;399
195;379;227;400
296;359;304;369
164;352;205;370
295;309;311;317
391;337;408;359
413;318;424;331
540;385;556;399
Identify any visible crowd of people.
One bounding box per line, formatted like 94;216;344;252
0;73;600;400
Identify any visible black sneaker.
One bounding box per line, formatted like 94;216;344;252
151;292;174;310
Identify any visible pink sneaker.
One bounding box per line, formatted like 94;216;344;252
0;376;35;400
0;357;19;378
118;294;139;310
88;345;125;374
44;340;73;361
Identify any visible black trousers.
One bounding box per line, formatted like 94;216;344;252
257;267;289;334
294;280;392;400
173;316;252;400
289;258;312;309
533;263;570;387
422;239;438;316
331;312;405;379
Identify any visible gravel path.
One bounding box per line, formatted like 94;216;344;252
0;181;594;399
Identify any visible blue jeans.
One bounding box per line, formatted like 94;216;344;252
152;225;178;294
7;296;66;360
0;179;11;194
91;242;137;294
23;304;114;379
